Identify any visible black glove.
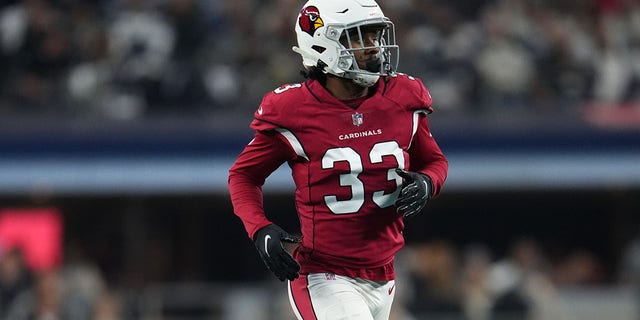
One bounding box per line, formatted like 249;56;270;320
395;169;433;219
254;224;301;281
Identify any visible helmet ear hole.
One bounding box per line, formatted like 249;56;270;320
311;45;326;53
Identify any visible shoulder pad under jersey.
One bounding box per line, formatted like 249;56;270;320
383;73;433;113
251;83;306;131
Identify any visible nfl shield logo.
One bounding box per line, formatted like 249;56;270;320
352;112;364;126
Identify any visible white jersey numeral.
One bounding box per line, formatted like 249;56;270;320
370;141;404;208
273;83;302;94
322;147;364;214
321;141;405;214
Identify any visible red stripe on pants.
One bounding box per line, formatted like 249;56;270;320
289;275;318;319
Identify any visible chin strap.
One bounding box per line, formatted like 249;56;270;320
349;73;379;87
348;57;383;87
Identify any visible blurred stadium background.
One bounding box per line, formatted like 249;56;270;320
0;0;639;319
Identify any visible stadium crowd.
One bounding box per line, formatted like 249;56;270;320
0;0;638;120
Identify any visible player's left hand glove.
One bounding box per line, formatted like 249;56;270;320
395;169;433;219
254;224;301;281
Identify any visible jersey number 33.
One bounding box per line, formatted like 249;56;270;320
321;141;404;215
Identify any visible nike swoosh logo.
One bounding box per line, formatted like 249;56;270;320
258;106;264;115
388;283;395;295
264;235;272;257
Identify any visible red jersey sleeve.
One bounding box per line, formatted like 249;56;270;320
389;73;446;195
408;115;448;196
228;131;297;239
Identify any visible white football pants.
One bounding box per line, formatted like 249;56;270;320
288;273;396;320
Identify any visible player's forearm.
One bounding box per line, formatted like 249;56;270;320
420;152;448;196
228;172;272;239
228;131;293;238
409;118;448;196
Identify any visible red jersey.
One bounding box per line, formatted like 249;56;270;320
228;74;448;280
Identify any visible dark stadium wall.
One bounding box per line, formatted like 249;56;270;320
0;188;637;287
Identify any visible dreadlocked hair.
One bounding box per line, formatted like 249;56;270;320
300;63;327;85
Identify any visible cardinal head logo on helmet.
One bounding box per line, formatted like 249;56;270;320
298;6;324;36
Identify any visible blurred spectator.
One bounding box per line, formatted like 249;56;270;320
460;244;493;320
474;1;537;113
5;265;111;320
0;248;33;319
92;290;122;320
619;230;640;289
61;242;108;320
106;0;175;119
65;1;111;117
619;232;640;320
487;239;536;317
488;238;571;320
1;0;72;115
154;0;211;113
2;240;111;320
591;0;640;104
552;249;607;287
404;241;464;319
5;270;65;320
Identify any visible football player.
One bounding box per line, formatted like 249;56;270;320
228;0;448;319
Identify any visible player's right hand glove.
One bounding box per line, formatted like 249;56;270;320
395;169;433;219
254;224;301;281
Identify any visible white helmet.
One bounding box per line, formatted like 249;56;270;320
292;0;399;87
